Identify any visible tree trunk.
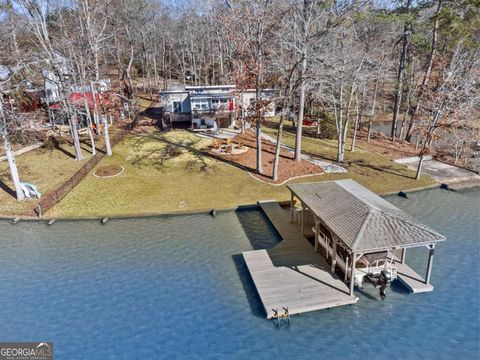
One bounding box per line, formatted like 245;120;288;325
399;120;405;142
294;55;307;161
82;90;96;155
0;97;24;201
337;132;344;162
163;38;168;90
102;113;112;156
255;83;263;174
273;115;284;181
94;48;100;81
153;49;159;89
351;93;360;152
90;81;99;128
367;120;372;142
82;79;97;155
70;114;84;161
241;90;245;134
391;19;411;141
406;1;441;142
7;0;20;59
415;153;425;180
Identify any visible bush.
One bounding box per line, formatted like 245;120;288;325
42;135;66;150
316;109;336;140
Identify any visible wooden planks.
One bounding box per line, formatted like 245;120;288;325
243;201;357;319
394;261;433;293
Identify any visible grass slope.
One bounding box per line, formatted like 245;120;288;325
47;130;436;218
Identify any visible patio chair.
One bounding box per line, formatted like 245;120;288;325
225;144;233;155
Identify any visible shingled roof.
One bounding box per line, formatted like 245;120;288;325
287;180;446;253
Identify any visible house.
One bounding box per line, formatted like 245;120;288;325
240;89;277;117
42;70;62;104
160;85;278;130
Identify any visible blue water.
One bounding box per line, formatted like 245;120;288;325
0;188;478;360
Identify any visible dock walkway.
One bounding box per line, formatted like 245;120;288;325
243;201;358;319
394;260;433;293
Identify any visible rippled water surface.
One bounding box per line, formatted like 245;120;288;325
0;188;478;360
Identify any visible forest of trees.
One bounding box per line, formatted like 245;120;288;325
0;0;479;198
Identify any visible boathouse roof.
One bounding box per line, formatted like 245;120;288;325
287;180;446;253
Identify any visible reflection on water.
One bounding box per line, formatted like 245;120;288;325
0;188;478;360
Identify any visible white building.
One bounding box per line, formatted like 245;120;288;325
160;85;277;130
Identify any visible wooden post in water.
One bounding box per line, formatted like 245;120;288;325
344;256;349;282
349;253;357;296
401;248;406;264
425;245;435;284
331;240;337;274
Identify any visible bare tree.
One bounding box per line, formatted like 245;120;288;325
223;0;283;174
415;44;479;179
391;0;413;141
314;15;365;162
0;93;24;201
17;0;84;160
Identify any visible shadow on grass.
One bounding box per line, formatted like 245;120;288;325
53;145;76;159
79;139;106;155
352;159;414;180
129;133;259;175
130;130;416;184
128;134;212;173
130;131;304;180
0;179;16;199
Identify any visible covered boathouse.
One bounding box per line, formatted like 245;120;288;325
242;179;446;319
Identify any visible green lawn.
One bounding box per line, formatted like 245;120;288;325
262;127;436;194
0;142;95;217
46;130;437;218
0;100;150;218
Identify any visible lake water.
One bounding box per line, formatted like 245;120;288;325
0;188;478;359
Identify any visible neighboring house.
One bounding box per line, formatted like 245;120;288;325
160;85;278;130
43;69;111;105
42;70;62;104
161;90;191;114
240;89;277;117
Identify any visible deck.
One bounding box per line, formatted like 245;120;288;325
242;201;357;319
394;260;433;293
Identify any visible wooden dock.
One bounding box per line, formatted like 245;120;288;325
243;201;358;319
394;261;433;293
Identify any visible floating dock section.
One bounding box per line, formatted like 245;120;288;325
394;261;434;293
243;201;357;319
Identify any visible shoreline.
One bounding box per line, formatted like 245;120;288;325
2;182;470;222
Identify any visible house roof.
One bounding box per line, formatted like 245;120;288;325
190;93;234;99
159;90;189;95
185;85;235;90
49;92;115;110
287;180;446;253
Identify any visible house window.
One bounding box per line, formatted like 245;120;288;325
192;99;209;110
220;98;228;104
212;99;219;105
173;101;181;113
